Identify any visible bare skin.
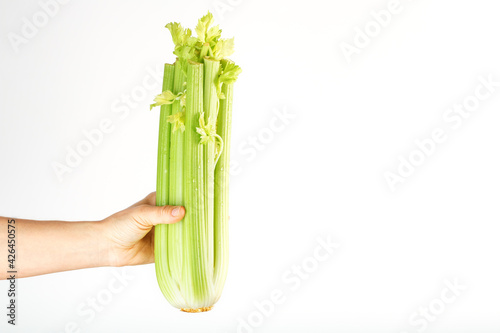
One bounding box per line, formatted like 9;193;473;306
0;192;184;280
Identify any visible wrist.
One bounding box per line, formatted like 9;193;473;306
89;220;115;268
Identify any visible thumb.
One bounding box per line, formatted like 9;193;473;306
131;204;185;228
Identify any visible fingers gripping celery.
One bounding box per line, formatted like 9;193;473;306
150;12;241;312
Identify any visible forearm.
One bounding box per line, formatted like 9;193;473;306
0;217;110;280
0;193;184;279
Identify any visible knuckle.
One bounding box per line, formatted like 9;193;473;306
146;192;156;204
160;205;172;217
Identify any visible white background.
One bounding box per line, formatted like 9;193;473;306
1;0;500;332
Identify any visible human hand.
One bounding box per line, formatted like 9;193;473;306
99;192;185;267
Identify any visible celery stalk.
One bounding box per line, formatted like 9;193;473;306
156;63;175;206
154;63;185;308
202;58;221;273
213;60;234;299
167;60;186;287
182;60;214;310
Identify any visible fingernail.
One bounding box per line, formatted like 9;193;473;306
171;206;182;217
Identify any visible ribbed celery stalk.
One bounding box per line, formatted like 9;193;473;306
154;64;185;308
213;60;234;299
167;60;186;287
202;58;221;273
156;63;175;205
182;60;214;311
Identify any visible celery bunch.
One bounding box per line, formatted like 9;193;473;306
150;12;241;313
